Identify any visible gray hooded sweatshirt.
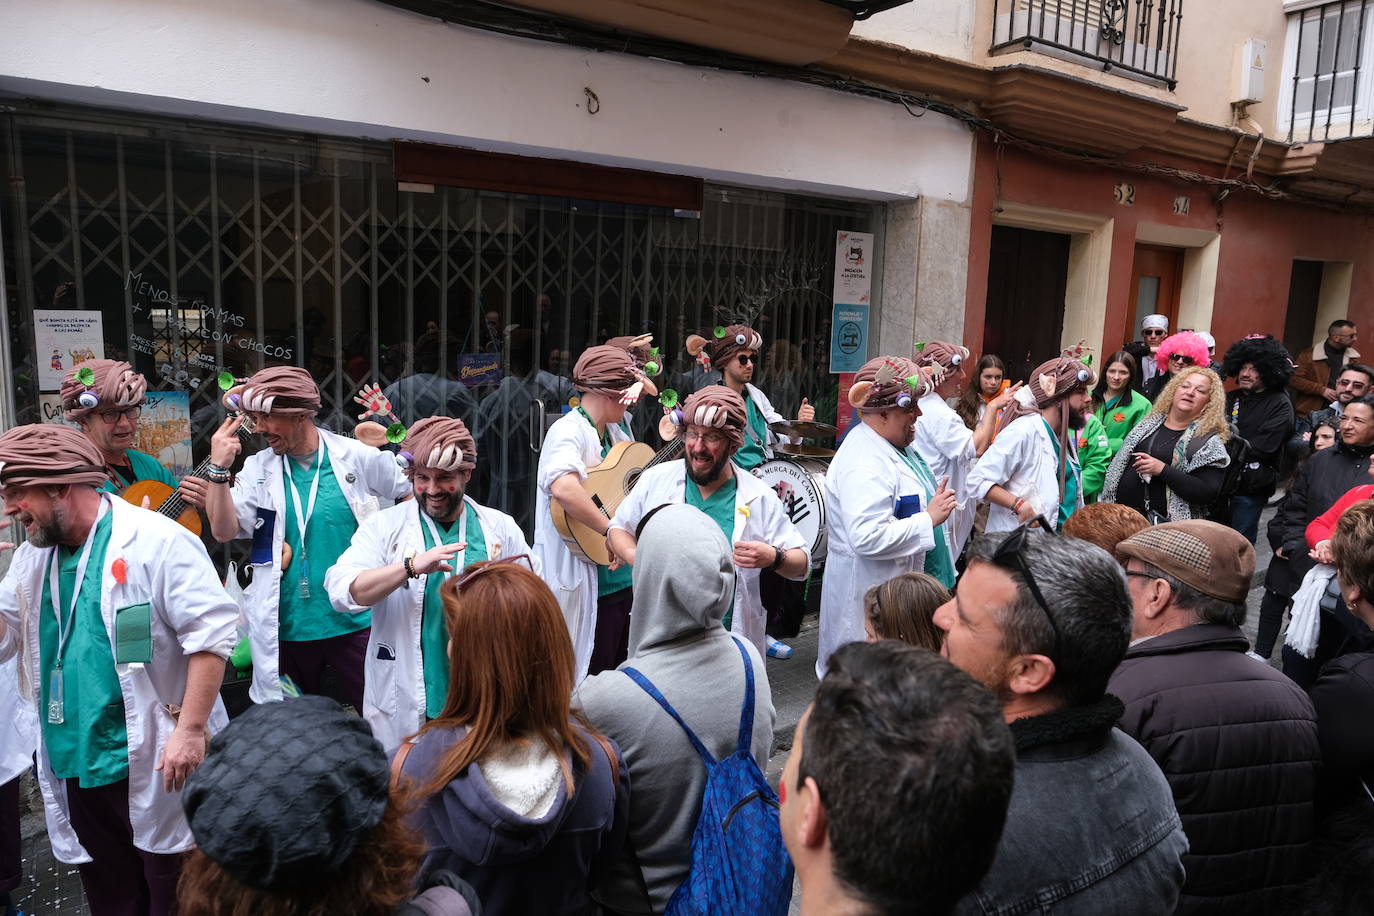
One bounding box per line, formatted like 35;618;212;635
578;504;775;914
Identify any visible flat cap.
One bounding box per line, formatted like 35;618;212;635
1116;520;1255;603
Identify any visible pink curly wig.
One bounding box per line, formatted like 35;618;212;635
1156;331;1211;368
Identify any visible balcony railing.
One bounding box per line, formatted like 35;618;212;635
990;0;1183;89
1285;0;1372;143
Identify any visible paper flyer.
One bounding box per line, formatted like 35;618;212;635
34;309;105;391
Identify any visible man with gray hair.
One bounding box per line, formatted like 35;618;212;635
934;523;1186;914
1111;520;1321;913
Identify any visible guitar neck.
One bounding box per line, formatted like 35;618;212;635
643;435;685;471
156;421;255;519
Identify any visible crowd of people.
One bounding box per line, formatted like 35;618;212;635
0;311;1370;916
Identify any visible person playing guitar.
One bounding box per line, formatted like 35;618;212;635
59;359;180;497
534;344;655;680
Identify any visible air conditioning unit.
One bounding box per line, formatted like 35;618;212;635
1235;39;1266;105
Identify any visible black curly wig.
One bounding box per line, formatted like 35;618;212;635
1222;335;1295;390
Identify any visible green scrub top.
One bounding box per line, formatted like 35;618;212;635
891;445;955;589
686;475;740;629
732;398;769;471
99;448;178;494
278;447;369;641
419;504;488;719
39;509;129;788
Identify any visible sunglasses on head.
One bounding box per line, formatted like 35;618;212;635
990;518;1063;662
452;554;534;592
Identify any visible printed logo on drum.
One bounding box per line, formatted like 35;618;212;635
772;480;812;525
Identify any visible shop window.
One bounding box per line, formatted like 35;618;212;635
0;110;877;534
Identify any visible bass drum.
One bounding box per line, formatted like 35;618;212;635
755;456;829;566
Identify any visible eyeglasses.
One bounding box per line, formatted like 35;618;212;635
96;406;141;425
1168;354;1195;366
685;430;730;447
990;518;1063;661
452;554;534;593
736;354;755;366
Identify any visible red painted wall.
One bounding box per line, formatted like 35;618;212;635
964;134;1374;365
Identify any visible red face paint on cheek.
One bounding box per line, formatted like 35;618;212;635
779;781;786;804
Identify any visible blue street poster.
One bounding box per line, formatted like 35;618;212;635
829;303;870;373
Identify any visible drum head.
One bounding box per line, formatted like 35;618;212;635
756;458;828;562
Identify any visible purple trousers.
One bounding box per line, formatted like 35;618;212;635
587;589;634;676
279;627;370;711
65;778;181;916
1;776;20;896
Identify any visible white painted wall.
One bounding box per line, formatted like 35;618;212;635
851;0;979;61
0;0;972;202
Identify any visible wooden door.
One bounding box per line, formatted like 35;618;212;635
1125;245;1184;344
983;226;1070;384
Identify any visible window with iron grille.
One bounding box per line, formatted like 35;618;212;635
1279;0;1374;142
0;107;880;536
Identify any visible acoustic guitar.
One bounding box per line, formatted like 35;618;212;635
551;436;685;566
120;417;257;538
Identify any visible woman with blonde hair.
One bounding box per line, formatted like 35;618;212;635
1101;366;1231;524
393;557;629;915
862;571;950;650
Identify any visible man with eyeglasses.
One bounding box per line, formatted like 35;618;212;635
817;356;957;678
933;525;1186;914
190;366;411;709
1292;319;1360;417
1125;314;1170;395
59;359;180;496
967;353;1096;533
325;417;531;751
1111;520;1320;913
607;386;809;657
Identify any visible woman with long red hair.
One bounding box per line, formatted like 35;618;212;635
393;558;629;915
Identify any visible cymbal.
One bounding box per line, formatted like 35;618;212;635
769;420;839;439
777;442;836;458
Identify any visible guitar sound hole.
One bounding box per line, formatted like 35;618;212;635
626;469;642;491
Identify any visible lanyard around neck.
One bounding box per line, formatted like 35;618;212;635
47;495;110;666
418;500;469;557
283;441;325;539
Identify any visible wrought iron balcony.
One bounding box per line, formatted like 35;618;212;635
990;0;1183;89
1283;0;1373;143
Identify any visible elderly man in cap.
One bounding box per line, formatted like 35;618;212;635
967;352;1096;533
60;358;180;495
189;366;410;709
1111;520;1321;914
0;424;237;915
324;417;531;751
817;356;958;678
535;344;656;678
607;386;809;656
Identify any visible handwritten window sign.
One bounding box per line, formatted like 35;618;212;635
458;353;502;388
35;310;105;391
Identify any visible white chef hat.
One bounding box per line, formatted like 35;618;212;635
1198;332;1216;350
1141;314;1169;332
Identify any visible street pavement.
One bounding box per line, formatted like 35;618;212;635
10;508;1284;914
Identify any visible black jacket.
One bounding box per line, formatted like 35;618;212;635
1309;624;1374;811
1226;387;1294;468
1266;439;1374;583
1109;623;1321;915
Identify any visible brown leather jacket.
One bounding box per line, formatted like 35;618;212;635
1291;338;1360;417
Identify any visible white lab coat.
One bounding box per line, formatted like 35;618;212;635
966;413;1067;535
325;497;533;751
0;497;237;864
229;428;411;702
533;410;633;680
914;390;977;566
817;421;938;679
1;654;36;786
608;460;809;656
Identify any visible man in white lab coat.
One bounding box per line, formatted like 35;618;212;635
967;354;1097;534
607;385;810;656
0;424;237;915
188;366;410;708
325;416;532;751
818;356;958;678
534;344;657;679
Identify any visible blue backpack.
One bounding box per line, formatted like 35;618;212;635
623;637;794;916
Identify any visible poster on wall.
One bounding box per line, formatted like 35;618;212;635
829;304;870;374
136;391;194;479
832;231;873;305
38;394;78;428
34;309;105;391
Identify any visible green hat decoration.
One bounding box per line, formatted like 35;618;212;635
75;367;95;387
658;389;679;409
385;423;408;444
713;326;727;339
